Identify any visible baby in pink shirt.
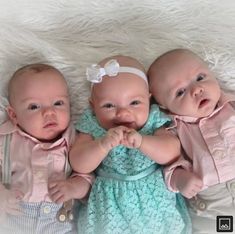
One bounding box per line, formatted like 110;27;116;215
0;64;92;234
148;48;235;233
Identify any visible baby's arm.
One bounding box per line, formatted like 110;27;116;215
48;174;93;203
164;150;203;198
124;127;181;165
170;167;203;198
69;126;126;173
0;156;24;221
0;183;24;221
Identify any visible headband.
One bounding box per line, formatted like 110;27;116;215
86;59;148;86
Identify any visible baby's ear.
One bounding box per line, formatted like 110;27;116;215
6;106;17;124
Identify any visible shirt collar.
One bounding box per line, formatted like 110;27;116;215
0;120;74;149
170;92;235;125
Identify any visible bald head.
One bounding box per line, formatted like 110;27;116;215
148;49;208;99
8;64;66;105
148;49;205;82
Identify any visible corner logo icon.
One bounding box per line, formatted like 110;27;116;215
216;216;233;232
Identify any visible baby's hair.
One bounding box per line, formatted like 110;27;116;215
11;63;60;80
147;48;205;84
8;63;63;102
148;49;203;75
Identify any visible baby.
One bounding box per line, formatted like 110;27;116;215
148;48;235;233
69;55;191;234
0;64;92;234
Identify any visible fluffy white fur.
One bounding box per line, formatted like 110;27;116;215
0;0;235;123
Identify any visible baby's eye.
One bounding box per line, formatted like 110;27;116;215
176;89;186;98
196;74;205;82
102;103;115;109
54;100;64;106
28;104;40;110
130;100;140;106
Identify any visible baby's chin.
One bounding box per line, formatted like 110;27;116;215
37;130;66;143
196;100;219;118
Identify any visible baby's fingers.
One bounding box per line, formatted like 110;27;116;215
8;205;22;216
110;127;125;139
184;189;198;199
7;199;22;216
126;130;142;148
49;189;65;203
194;178;203;190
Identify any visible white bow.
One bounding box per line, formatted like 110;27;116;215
86;59;120;83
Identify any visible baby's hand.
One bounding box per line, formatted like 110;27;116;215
172;168;203;199
48;178;77;204
0;187;23;222
100;126;127;151
122;129;142;148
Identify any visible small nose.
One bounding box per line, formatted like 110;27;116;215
116;107;131;120
191;85;203;97
42;106;55;116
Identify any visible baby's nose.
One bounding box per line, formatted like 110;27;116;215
116;107;131;119
42;106;56;116
192;85;204;96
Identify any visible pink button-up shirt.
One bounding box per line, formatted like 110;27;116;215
164;92;235;192
0;120;76;202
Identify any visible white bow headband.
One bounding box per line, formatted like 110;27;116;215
86;59;148;86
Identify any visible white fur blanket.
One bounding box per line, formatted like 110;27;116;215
0;0;235;122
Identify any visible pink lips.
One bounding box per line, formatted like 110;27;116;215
199;99;209;108
43;122;57;128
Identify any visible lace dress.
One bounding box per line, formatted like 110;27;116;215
76;104;191;234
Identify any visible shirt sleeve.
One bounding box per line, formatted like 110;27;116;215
163;152;192;192
71;172;95;185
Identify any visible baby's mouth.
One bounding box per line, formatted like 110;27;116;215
43;122;57;128
115;121;135;128
199;99;209;108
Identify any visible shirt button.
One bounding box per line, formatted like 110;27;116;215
58;213;66;222
43;206;51;214
198;201;206;211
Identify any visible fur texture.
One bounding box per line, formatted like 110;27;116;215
0;0;235;122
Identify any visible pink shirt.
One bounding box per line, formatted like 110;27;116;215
164;92;235;192
0;120;92;203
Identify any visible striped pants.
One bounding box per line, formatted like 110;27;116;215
0;202;77;234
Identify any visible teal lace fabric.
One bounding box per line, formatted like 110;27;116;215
75;104;191;234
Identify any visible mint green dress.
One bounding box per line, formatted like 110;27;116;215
76;104;191;234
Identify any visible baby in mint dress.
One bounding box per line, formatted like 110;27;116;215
70;55;191;234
